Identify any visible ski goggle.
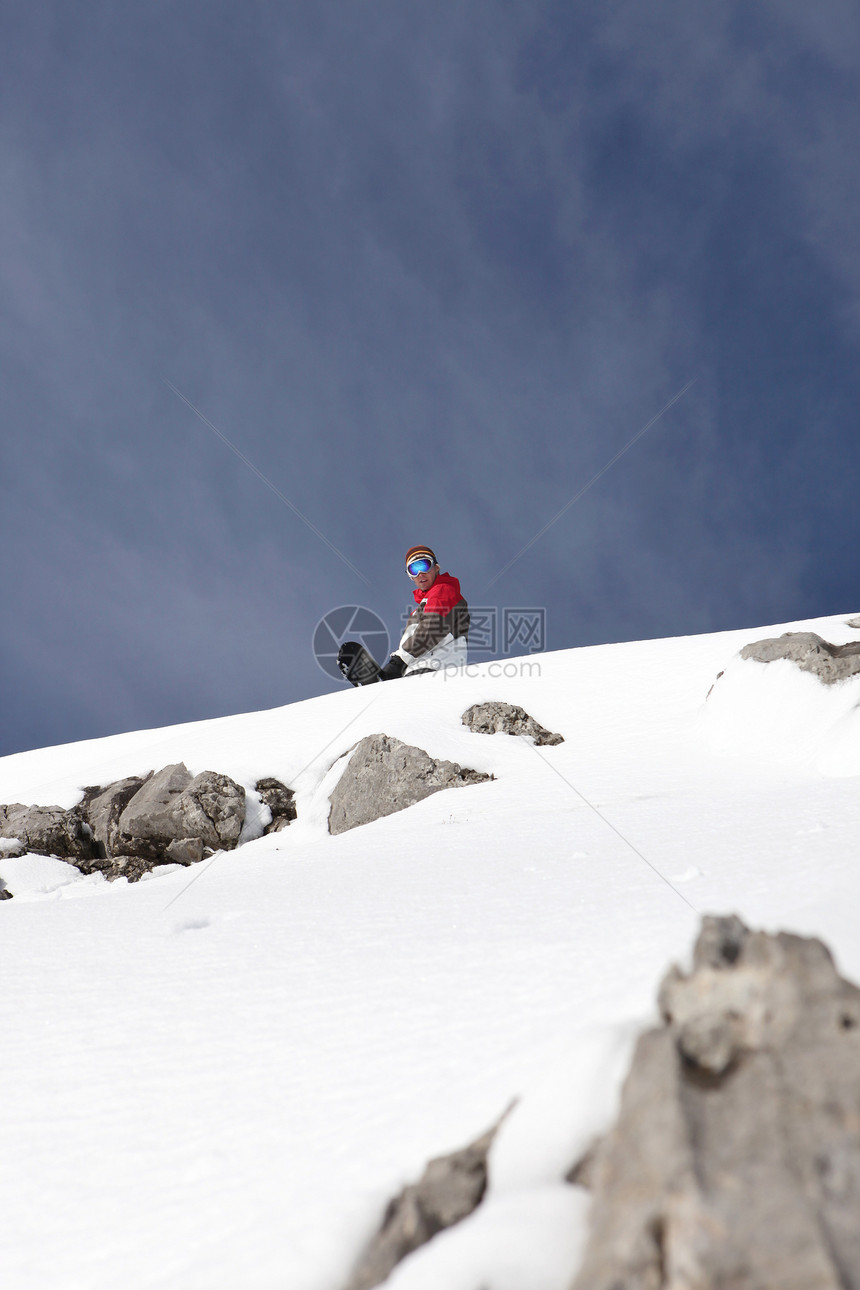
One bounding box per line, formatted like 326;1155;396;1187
407;557;435;576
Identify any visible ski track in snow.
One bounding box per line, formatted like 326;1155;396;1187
1;612;859;1289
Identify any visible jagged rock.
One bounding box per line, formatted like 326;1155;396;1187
461;701;564;745
79;775;149;858
344;1117;504;1290
0;803;96;863
255;777;297;833
569;915;860;1290
80;854;159;883
0;764;248;883
740;631;860;685
116;763;193;853
0;879;12;900
116;763;245;858
184;770;245;849
165;836;205;866
328;734;492;836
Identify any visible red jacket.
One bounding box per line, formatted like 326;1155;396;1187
399;572;470;659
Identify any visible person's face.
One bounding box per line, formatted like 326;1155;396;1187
409;562;439;593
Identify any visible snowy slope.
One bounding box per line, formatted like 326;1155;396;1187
2;613;860;1290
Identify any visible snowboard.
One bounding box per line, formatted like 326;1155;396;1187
337;640;381;687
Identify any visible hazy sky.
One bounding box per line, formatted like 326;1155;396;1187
2;1;859;756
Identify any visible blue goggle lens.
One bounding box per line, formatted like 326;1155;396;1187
407;557;433;576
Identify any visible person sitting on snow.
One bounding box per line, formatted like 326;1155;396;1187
376;545;470;681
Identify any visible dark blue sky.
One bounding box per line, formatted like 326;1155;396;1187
2;1;859;756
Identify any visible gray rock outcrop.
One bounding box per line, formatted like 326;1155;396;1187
164;836;205;866
255;777;298;833
79;775;149;858
740;631;860;684
0;803;96;863
328;734;492;836
85;854;164;883
461;701;564;745
117;763;245;857
0;763;251;882
569;915;860;1290
344;1116;504;1290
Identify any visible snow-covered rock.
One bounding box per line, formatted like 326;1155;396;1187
327;733;492;835
461;701;564;746
702;638;860;771
117;762;245;856
254;776;297;833
0;762;254;883
80;774;148;857
0;801;95;863
345;1113;504;1290
740;630;860;684
571;915;860;1290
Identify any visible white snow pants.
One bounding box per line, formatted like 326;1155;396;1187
402;633;468;675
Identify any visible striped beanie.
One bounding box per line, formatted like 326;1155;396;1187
405;545;437;567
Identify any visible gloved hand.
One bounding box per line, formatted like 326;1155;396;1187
377;653;408;681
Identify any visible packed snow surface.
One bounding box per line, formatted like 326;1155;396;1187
2;613;860;1290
